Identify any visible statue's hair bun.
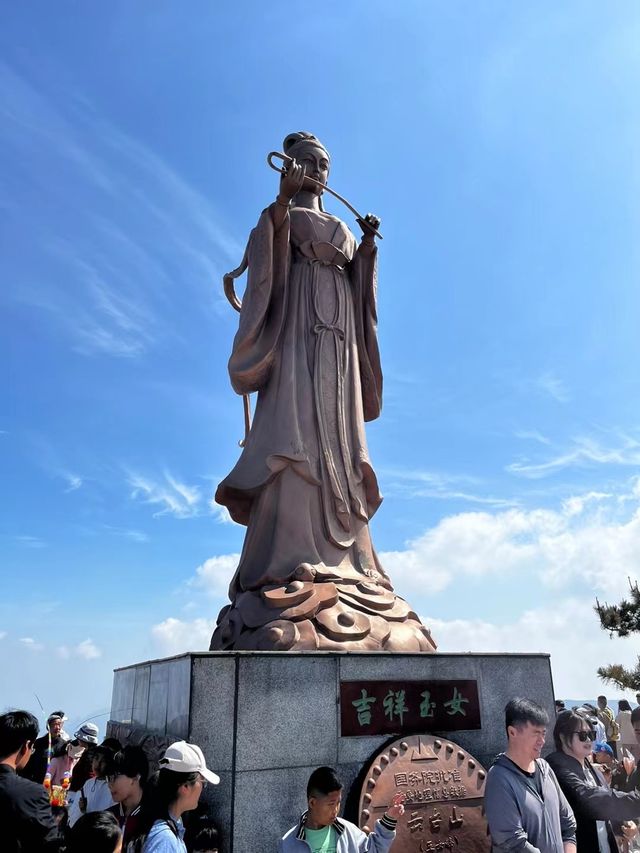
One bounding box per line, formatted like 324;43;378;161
283;131;329;158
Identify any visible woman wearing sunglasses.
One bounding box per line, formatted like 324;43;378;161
547;709;640;853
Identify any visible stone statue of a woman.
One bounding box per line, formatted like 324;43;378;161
211;132;435;652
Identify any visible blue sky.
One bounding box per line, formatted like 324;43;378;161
2;1;640;732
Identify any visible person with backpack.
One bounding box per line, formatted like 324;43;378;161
597;696;622;758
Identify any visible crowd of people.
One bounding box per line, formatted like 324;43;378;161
3;692;640;852
554;695;640;760
1;707;402;853
0;710;221;852
485;694;640;853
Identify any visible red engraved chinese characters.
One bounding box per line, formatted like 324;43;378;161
357;734;490;853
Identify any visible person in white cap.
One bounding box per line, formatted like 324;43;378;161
130;741;219;853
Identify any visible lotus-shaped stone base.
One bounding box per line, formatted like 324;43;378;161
210;565;436;652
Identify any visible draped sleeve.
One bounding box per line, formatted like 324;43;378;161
228;206;291;395
350;242;383;421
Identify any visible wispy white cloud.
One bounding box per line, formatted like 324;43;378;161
23;435;86;495
43;246;158;358
380;468;480;488
514;429;552;446
22;240;156;359
19;637;45;652
163;473;200;509
56;638;102;660
0;60;241;358
379;467;516;508
536;370;570;403
508;433;640;479
103;525;149;543
562;491;612;517
127;470;202;518
15;535;46;548
411;490;517;508
151;617;213;655
127;469;234;522
207;498;233;524
63;472;83;492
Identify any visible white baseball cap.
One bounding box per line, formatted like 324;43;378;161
159;741;220;785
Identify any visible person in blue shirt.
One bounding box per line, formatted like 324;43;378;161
128;741;219;853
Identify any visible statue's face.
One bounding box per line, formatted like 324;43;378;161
294;144;330;195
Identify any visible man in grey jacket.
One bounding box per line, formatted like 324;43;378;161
278;766;404;852
485;698;577;853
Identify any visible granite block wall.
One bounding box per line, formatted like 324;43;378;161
109;651;555;853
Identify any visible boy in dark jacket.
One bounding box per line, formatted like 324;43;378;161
0;710;60;852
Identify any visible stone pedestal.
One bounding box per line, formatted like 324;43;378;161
108;651;555;853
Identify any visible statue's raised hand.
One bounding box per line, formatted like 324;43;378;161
357;212;381;240
280;158;306;201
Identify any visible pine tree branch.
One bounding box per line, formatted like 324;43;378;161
597;660;640;692
595;579;640;638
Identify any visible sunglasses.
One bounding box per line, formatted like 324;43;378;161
574;730;596;742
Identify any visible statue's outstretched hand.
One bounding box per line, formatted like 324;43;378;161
280;158;306;201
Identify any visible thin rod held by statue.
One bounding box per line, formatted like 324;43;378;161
267;151;383;239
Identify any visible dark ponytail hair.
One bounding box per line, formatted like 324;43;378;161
131;768;200;843
108;744;149;787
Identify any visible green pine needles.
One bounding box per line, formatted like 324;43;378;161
595;579;640;691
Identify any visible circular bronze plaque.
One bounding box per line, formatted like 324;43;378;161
357;734;490;853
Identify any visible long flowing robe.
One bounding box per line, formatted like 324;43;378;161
215;203;387;596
